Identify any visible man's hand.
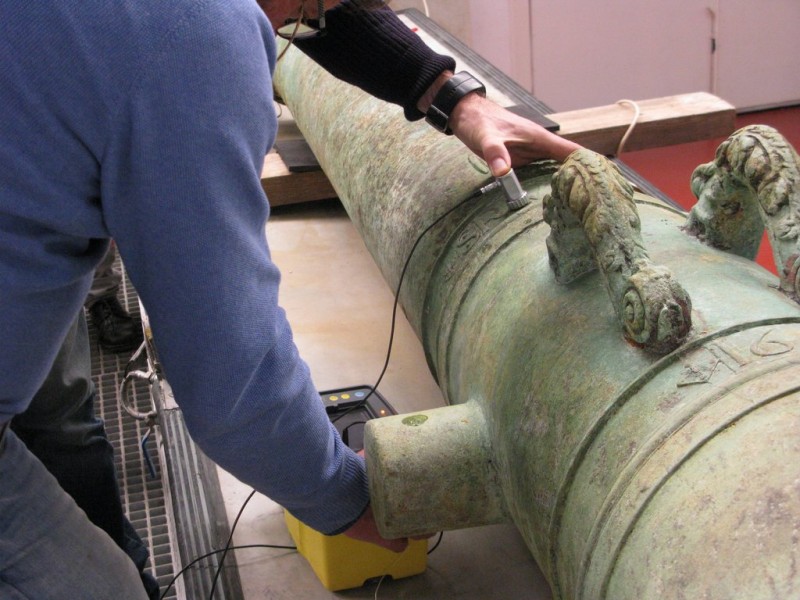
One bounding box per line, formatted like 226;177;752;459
418;71;581;177
342;504;409;553
449;92;581;176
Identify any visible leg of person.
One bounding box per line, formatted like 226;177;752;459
0;425;148;600
9;313;159;599
86;240;123;306
86;241;143;353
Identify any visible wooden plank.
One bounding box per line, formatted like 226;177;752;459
261;150;337;207
549;92;736;156
261;93;736;205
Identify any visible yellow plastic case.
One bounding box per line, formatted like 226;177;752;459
284;511;427;591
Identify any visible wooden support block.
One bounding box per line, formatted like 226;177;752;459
261;150;337;207
548;92;736;156
261;93;736;205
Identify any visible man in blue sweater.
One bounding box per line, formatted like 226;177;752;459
0;0;579;597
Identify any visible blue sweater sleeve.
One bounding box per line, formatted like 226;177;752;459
103;4;369;534
0;0;366;534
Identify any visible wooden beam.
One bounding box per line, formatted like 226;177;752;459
261;150;337;207
549;92;736;156
262;92;737;205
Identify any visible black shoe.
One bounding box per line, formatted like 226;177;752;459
89;297;144;353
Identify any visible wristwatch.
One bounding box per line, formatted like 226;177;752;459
425;71;487;135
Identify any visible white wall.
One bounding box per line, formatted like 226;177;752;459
715;0;800;110
391;0;472;47
427;0;800;112
467;1;533;90
525;0;713;111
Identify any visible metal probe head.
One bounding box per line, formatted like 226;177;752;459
496;168;530;210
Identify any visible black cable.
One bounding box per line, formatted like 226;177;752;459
427;531;444;555
207;489;257;600
159;526;444;598
164;183;491;600
341;419;368;447
158;542;297;600
331;185;487;426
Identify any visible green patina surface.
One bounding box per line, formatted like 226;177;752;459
687;124;800;299
274;44;800;599
544;149;691;353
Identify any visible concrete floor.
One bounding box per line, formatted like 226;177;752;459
215;198;553;599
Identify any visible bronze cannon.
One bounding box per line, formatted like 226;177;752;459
274;46;800;600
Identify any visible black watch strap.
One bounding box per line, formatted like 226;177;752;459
425;71;487;135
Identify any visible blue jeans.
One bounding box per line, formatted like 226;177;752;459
1;313;157;599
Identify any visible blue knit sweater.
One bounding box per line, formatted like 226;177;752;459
0;0;452;534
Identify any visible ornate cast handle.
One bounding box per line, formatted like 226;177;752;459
544;149;692;354
685;125;800;301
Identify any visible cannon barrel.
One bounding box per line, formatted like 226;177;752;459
274;46;800;599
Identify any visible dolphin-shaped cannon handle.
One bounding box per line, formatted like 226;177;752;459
544;150;692;353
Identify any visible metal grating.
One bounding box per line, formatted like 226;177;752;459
160;408;244;599
89;261;242;599
89;290;179;599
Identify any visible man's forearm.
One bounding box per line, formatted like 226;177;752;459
294;1;455;121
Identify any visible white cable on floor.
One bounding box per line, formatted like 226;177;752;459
615;99;641;156
373;551;406;600
374;573;388;600
421;0;430;17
